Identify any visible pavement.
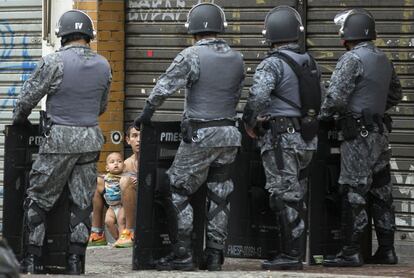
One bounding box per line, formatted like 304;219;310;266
21;246;414;278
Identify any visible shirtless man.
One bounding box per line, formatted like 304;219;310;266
89;126;140;248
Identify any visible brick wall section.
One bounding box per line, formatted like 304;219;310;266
73;0;125;172
73;1;98;51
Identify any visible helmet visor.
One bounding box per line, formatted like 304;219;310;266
334;8;374;25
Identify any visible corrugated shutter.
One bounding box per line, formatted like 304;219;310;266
306;0;414;260
125;0;302;126
0;0;42;233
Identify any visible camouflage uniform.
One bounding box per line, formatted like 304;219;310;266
12;44;111;256
320;41;402;254
243;44;317;249
146;38;244;250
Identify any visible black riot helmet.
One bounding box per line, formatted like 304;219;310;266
262;6;304;44
55;9;96;39
334;8;376;41
185;3;227;34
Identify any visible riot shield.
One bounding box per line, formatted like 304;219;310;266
225;124;279;259
133;121;281;270
132;122;205;270
3;124;80;274
309;121;372;264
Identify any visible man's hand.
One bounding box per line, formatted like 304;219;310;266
244;123;258;139
130;176;138;186
12;114;31;126
244;114;270;139
134;103;155;129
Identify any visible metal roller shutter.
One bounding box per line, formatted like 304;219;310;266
0;0;42;234
125;0;303;126
126;0;414;261
306;0;414;260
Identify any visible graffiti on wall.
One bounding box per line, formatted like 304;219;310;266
0;22;37;109
390;158;414;228
128;0;216;22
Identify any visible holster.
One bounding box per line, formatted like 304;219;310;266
300;115;319;142
180;118;194;144
339;115;358;140
267;117;300;171
39;110;52;137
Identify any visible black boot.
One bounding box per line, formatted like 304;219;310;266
368;228;398;264
323;193;364;267
156;238;194;271
20;253;43;274
323;250;363;267
261;237;303;270
368;246;398;264
66;254;83;275
155;251;175;268
199;248;224;271
261;203;303;270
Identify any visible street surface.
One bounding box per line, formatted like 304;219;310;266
21;246;414;278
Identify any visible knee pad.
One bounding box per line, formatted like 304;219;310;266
206;188;231;221
373;165;391;188
171;191;190;213
207;164;232;183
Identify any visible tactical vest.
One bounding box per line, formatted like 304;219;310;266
47;47;110;126
348;45;392;116
185;45;244;120
262;50;310;117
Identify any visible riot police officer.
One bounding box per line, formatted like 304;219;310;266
320;8;402;267
242;6;321;270
134;3;244;271
13;10;112;274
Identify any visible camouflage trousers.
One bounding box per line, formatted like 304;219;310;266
167;142;238;249
339;132;396;248
25;152;99;255
261;145;314;241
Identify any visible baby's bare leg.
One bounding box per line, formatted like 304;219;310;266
105;207;118;239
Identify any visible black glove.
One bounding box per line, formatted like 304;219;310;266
12;114;31;126
134;103;155;129
242;104;256;128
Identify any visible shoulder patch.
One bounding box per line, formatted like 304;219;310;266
174;54;185;64
166;54;185;73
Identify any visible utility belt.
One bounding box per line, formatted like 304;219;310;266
261;115;318;142
339;110;392;140
264;117;301;136
180;119;235;143
263;117;301;171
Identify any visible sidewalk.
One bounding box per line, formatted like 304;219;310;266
23;246;414;278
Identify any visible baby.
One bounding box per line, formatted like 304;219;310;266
98;152;126;241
